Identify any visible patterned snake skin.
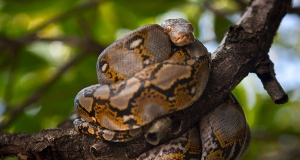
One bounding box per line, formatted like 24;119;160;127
73;18;250;159
137;95;250;160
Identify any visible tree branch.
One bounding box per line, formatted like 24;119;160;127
255;55;288;103
0;0;292;159
17;0;103;44
288;6;300;15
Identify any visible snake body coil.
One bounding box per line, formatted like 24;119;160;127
74;19;210;141
137;95;250;160
74;18;250;159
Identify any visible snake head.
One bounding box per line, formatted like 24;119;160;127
161;18;195;46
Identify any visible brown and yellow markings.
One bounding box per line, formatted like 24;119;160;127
74;19;211;142
74;18;249;159
153;64;191;90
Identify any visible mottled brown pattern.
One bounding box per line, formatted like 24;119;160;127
73;18;249;159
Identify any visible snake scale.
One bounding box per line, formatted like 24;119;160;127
74;18;250;159
137;95;250;160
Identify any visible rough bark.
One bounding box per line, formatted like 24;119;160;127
0;0;291;159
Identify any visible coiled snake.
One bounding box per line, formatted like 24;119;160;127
74;18;250;159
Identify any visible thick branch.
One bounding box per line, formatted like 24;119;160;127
0;0;292;159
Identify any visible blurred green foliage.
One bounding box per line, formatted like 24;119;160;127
0;0;300;159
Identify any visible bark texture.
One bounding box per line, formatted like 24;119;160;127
0;0;291;159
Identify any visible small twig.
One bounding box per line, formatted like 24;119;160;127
37;37;84;45
255;55;288;104
288;6;300;15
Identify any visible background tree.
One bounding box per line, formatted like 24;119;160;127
0;0;299;159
